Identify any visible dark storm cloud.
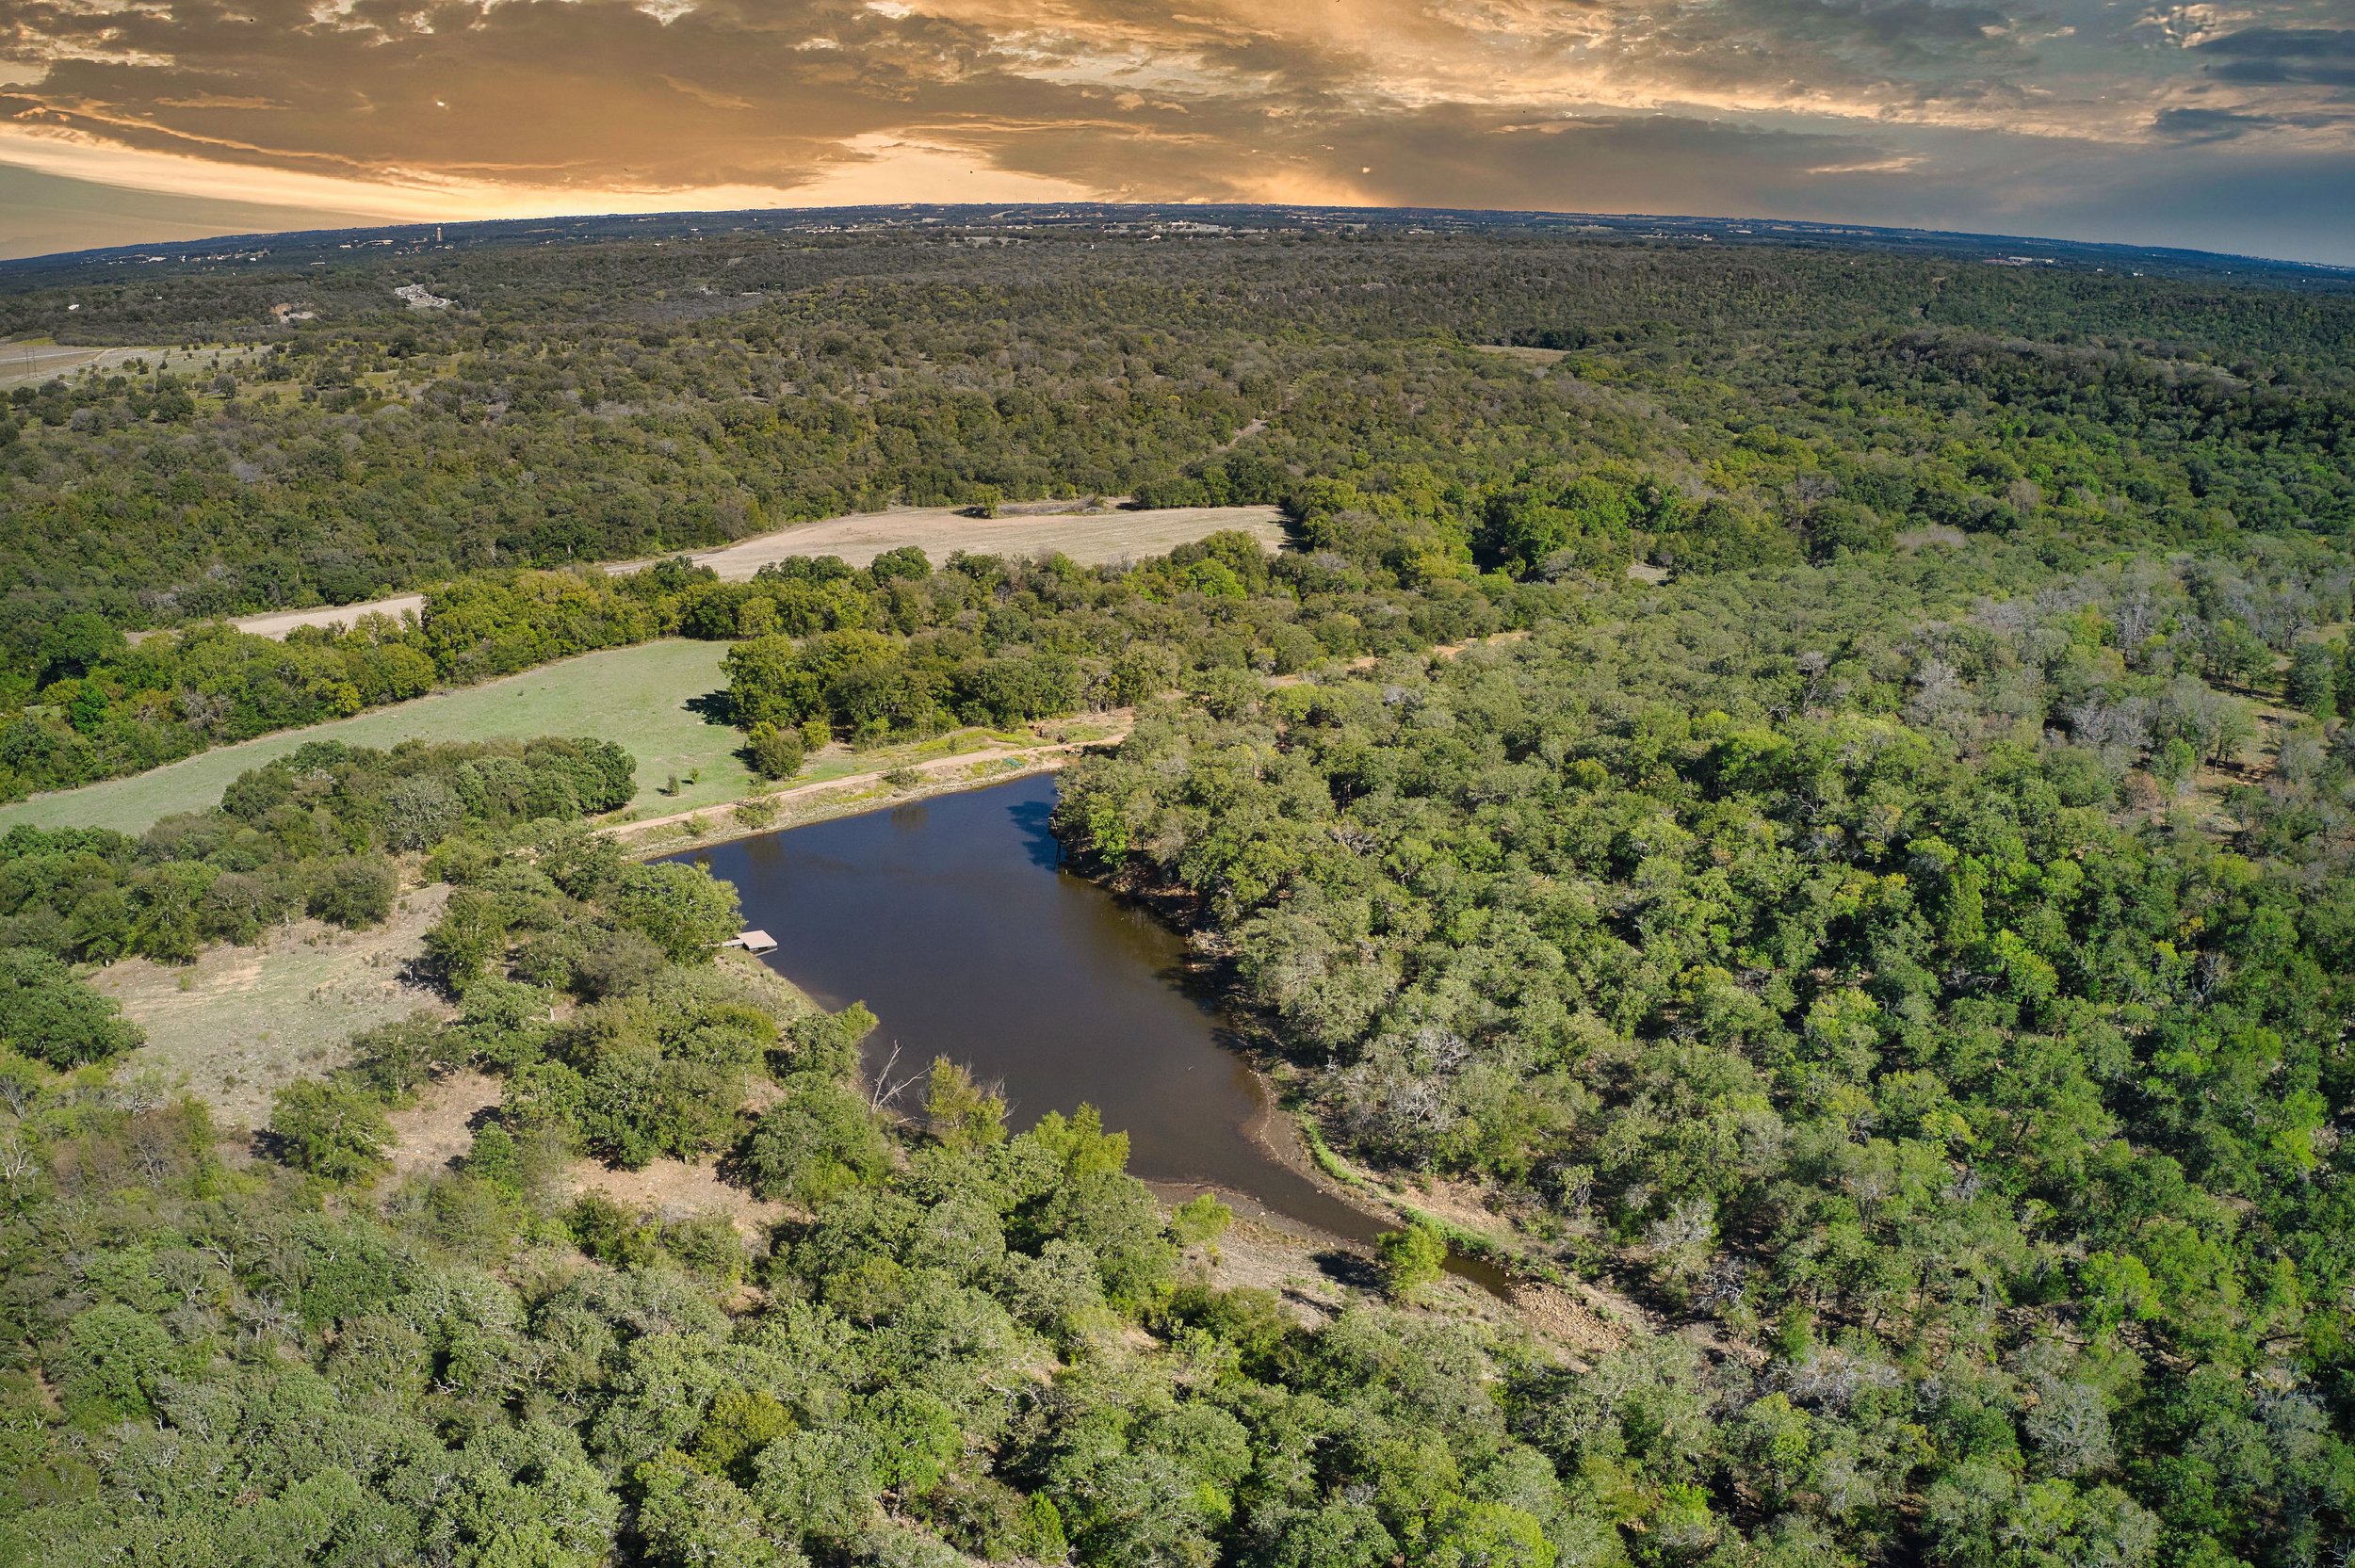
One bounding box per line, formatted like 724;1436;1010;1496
2152;106;2279;142
2192;27;2355;88
1998;143;2355;263
978;103;1915;217
1335;110;1914;214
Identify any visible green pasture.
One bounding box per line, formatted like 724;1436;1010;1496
0;639;752;836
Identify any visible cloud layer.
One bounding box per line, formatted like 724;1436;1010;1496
3;0;2352;260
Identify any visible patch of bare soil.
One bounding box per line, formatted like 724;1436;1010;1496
219;594;429;640
92;884;453;1127
1391;1175;1515;1236
656;504;1287;579
1510;1283;1628;1362
564;1157;786;1235
1181;1220;1354;1325
384;1069;503;1182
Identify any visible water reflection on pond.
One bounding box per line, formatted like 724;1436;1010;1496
674;774;1386;1243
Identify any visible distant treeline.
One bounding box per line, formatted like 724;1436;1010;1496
6;226;2352;802
2;229;2349;655
17;353;2355;805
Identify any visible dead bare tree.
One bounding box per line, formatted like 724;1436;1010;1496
866;1041;927;1115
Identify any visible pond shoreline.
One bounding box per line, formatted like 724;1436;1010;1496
659;768;1529;1299
608;722;1129;859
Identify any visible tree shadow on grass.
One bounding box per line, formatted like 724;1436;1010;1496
1311;1247;1383;1293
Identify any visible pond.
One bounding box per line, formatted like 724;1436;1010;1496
674;773;1391;1244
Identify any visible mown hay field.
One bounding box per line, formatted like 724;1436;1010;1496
212;504;1287;639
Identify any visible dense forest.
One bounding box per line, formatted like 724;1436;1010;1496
1057;541;2355;1566
5;223;2353;800
5;217;2355;1566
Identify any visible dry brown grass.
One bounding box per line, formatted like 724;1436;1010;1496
640;502;1286;579
565;1158;786;1233
1509;1283;1629;1361
0;342;257;391
213;504;1288;639
1471;344;1571;364
90;884;453;1127
383;1069;503;1183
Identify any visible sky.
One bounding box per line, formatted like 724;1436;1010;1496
1;0;2351;264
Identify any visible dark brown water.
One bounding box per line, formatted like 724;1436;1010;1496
673;774;1390;1244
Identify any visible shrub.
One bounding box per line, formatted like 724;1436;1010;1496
524;736;638;814
923;1057;1007;1153
611;863;741;962
1171;1193;1233;1247
377;774;466;850
747;722;805;781
423;887;508;991
307;856;397;929
56;1303;171;1421
573;928;668;1000
661;1211;749;1283
347;1012;453;1099
1373;1222;1447;1300
739;1073;891;1204
568;1190;663;1269
575;1048;742;1169
0;946;142;1067
269;1077;394;1182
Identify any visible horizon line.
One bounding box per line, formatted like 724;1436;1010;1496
4;200;2350;281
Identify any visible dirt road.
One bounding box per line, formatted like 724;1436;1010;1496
609;719;1134;851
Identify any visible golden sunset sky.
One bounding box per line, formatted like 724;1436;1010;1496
3;0;2352;261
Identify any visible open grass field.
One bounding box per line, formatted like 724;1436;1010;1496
206;502;1288;639
2;631;1121;841
0;339;261;390
1470;343;1571;364
651;500;1286;578
92;884;453;1129
0;639;751;835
